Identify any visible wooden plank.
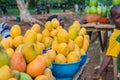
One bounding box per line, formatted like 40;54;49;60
81;23;96;28
81;24;115;29
95;24;115;29
81;24;115;31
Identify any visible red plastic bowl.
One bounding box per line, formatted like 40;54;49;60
99;17;109;24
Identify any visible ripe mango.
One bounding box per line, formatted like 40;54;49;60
10;52;26;72
21;42;38;63
68;26;79;40
0;65;12;80
23;30;37;43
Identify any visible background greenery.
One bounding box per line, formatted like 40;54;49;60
7;8;73;15
0;0;113;15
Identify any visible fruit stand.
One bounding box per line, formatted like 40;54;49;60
73;52;89;80
0;18;90;80
81;24;114;51
81;24;114;31
81;23;118;80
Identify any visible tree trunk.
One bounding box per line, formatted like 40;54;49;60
16;0;42;25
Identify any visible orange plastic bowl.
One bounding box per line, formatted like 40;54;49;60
86;14;100;24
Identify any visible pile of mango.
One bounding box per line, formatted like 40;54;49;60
0;19;89;80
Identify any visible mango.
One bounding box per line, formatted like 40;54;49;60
44;68;54;80
31;23;41;33
35;75;49;80
0;43;10;67
0;65;12;80
55;54;66;63
74;35;84;48
57;29;69;43
15;44;24;53
23;30;37;43
57;43;69;56
26;56;46;77
21;42;38;63
20;72;33;80
10;25;21;38
12;70;20;80
11;52;26;72
68;26;79;40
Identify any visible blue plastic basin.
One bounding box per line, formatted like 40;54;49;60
52;59;82;80
80;51;88;66
51;51;88;80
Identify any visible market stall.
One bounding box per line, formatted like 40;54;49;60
81;24;118;80
81;24;115;51
0;18;90;80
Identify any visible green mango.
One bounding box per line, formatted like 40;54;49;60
90;6;98;14
0;43;10;67
12;70;20;79
20;72;33;80
84;6;90;14
89;0;98;7
113;0;120;5
97;6;102;15
101;7;107;17
107;5;113;16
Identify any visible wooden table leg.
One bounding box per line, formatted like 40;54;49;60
98;31;104;52
112;57;118;80
94;31;106;70
98;30;109;51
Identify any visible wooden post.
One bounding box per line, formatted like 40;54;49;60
112;57;118;80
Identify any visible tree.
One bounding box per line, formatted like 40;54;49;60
16;0;42;25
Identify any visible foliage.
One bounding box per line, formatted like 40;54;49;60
0;0;113;9
0;0;17;8
99;0;112;5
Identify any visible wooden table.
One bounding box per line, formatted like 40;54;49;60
81;24;115;31
81;24;115;52
81;24;118;80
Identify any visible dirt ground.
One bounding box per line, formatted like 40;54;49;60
0;13;114;80
0;12;81;34
78;42;114;80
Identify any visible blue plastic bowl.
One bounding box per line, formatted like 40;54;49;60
51;51;88;80
80;51;88;66
51;59;82;80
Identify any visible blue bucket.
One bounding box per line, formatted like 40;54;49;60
52;59;82;80
52;51;88;80
80;51;88;66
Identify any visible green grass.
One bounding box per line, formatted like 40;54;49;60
7;8;36;15
7;8;19;15
50;8;73;13
6;8;84;18
7;8;73;15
